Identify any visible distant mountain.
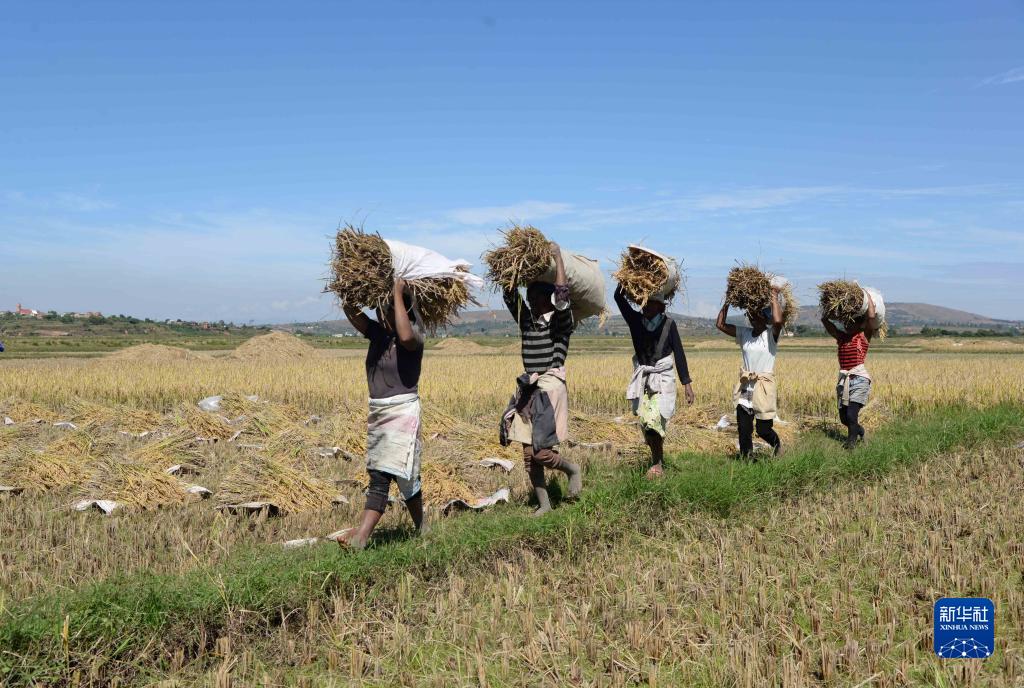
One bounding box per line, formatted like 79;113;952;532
796;302;1019;329
282;303;1020;337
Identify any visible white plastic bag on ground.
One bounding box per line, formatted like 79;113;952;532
198;396;223;412
538;253;606;320
384;239;484;289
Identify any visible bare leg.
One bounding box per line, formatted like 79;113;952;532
404;491;424;531
337;508;383;550
644;429;664;478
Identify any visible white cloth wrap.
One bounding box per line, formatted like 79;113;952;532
366;393;422;490
837;364;872;406
626;354;677;420
384;239;484;288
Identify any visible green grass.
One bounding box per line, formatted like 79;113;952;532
2;403;1022;684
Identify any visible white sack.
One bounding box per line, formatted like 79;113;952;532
858;286;886;324
384;239;484;289
538;253;606;320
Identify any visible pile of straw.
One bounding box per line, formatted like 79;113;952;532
419;461;473;507
817;280;864;323
328;224;477;332
482;225;551;291
0;399;58;424
613;246;674;306
0;444;91;491
84;459;190;510
217;456;336;514
231;332;318;361
177;404;237;441
724;264;798;325
128;431;205;471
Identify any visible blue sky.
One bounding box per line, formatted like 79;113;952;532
2;0;1022;323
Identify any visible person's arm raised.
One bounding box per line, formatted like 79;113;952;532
863;292;878;341
343;303;371;337
770;286;784;341
716;303;736;337
392;279;422;351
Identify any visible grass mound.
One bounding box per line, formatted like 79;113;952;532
482;225;551;291
231;332;317;361
217;455;337;514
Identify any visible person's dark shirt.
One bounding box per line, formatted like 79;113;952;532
364;319;424;398
614;286;691;385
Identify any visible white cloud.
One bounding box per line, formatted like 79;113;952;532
446;201;573;225
692;186;844;211
979;65;1024;87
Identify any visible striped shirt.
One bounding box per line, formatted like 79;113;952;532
837;330;869;370
504;287;574;374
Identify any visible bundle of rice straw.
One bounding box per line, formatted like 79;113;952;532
0;443;91;491
0;399;59;424
419;461;473;507
612;245;678;307
817;279;887;338
482;225;552;290
217;456;336;514
817;280;865;323
83;459;190;510
328;225;395;312
220;393;302;438
328;224;480;332
177;404;237;441
128;430;206;471
724;263;798;326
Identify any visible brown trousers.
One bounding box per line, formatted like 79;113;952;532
522;444;562;486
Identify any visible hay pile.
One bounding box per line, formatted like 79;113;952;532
231;332;317;361
218;456;337;514
482;225;551;291
327;224;478;332
107;344;198;362
0;441;93;491
613;246;675;306
177;404;237;441
84;459;190;510
724;264;798;325
432;338;491;355
419;461;473;507
0;399;58;423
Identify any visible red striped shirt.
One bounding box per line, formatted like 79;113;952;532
837;331;869;369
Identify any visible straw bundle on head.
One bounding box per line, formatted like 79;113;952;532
724;263;798;326
85;459;190;510
409;268;480;332
612;246;675;307
817;280;864;323
327;224;395;313
218;456;336;514
482;225;551;291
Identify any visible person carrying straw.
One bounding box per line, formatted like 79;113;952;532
716;286;784;458
499;242;583;516
614;284;695;478
337;278;425;548
821;292;877;449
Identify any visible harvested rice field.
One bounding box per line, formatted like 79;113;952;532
1;340;1023;685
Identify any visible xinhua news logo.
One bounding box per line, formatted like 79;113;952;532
934;598;994;659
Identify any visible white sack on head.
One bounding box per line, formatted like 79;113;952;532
631;244;680;302
384;239;484;289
